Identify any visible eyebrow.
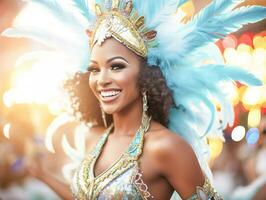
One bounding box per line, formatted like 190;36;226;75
90;56;129;64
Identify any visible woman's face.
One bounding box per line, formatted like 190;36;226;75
88;38;143;115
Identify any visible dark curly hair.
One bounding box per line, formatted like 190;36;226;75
64;63;173;127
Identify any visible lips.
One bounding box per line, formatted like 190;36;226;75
99;89;122;102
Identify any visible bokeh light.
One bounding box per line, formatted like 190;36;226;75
248;107;261;127
237;44;253;54
3;90;15;108
253;36;266;49
231;126;246;142
3;123;11;139
246;128;260;144
242;87;262;107
209;138;224;161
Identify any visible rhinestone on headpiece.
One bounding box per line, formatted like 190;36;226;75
87;0;157;58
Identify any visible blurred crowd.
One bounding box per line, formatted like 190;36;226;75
212;115;266;200
0;111;266;199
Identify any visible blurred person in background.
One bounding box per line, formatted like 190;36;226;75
0;105;61;200
211;138;244;199
230;115;266;200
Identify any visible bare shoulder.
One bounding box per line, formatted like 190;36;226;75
144;121;204;192
145;122;197;167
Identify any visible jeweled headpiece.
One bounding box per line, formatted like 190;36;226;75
88;0;157;57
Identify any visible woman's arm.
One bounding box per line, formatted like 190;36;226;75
27;158;73;200
26;126;105;200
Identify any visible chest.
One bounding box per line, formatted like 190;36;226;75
71;153;154;199
71;125;154;199
92;133;160;187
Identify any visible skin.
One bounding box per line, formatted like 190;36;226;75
87;38;205;199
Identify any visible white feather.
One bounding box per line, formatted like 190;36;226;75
45;114;75;153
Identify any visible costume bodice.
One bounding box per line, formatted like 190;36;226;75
71;124;152;200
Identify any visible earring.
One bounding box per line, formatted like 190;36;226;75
142;91;148;112
141;91;150;126
100;104;108;128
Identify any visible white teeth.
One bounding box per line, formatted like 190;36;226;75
100;90;120;98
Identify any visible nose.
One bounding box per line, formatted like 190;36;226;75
97;69;112;86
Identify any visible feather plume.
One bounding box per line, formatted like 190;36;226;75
195;64;262;86
45;114;75;153
148;0;183;26
62;134;84;162
156;5;266;61
193;0;245;25
214;6;266;34
2;27;76;49
29;0;79;24
69;0;94;21
134;0;187;26
161;63;261;139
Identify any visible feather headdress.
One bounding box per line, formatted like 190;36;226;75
2;0;266;183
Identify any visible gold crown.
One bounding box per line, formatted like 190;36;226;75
87;0;157;57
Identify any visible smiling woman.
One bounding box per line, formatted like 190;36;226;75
2;0;266;200
65;38;173;128
65;37;212;200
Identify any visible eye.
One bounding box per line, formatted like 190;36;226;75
87;66;99;73
111;64;125;71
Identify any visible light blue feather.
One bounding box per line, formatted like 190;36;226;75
185;6;266;55
214;6;266;34
193;0;245;25
161;64;262;138
195;64;262;86
148;0;183;26
149;5;266;65
133;0;186;25
70;0;94;21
